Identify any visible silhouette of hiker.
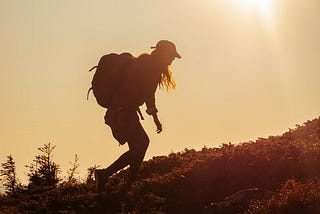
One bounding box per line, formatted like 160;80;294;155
94;40;181;193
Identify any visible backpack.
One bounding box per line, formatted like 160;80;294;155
87;52;134;108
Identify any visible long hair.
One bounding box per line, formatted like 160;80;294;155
159;65;176;91
138;52;176;92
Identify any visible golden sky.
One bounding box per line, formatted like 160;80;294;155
1;0;320;183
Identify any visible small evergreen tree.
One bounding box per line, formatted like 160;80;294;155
26;142;60;190
0;154;17;196
67;154;80;183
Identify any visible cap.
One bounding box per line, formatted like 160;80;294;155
151;40;181;59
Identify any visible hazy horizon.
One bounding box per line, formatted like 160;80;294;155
1;0;320;183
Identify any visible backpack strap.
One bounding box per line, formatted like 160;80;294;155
87;87;93;100
89;66;97;72
86;66;96;100
137;108;144;120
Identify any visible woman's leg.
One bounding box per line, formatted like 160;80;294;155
103;119;149;181
104;151;131;175
126;122;149;185
96;111;149;192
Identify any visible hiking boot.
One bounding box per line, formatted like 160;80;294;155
94;169;108;193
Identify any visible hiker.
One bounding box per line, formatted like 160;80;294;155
94;40;181;193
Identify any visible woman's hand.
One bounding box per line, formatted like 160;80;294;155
155;119;162;133
152;113;162;133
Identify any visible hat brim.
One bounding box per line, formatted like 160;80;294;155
175;52;181;59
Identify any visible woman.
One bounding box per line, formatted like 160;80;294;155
94;40;181;193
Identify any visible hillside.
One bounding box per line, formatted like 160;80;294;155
1;117;320;213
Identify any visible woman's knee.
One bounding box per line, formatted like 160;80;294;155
135;135;149;154
129;134;149;156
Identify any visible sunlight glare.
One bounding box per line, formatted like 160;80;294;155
229;0;274;29
232;0;272;16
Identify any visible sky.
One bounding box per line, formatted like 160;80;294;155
1;0;320;184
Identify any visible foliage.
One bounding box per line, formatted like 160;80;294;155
25;142;60;191
67;154;80;184
0;116;320;213
247;178;320;214
0;155;17;196
86;165;99;184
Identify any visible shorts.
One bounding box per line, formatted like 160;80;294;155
104;109;141;145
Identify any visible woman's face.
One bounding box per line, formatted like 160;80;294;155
161;53;175;65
